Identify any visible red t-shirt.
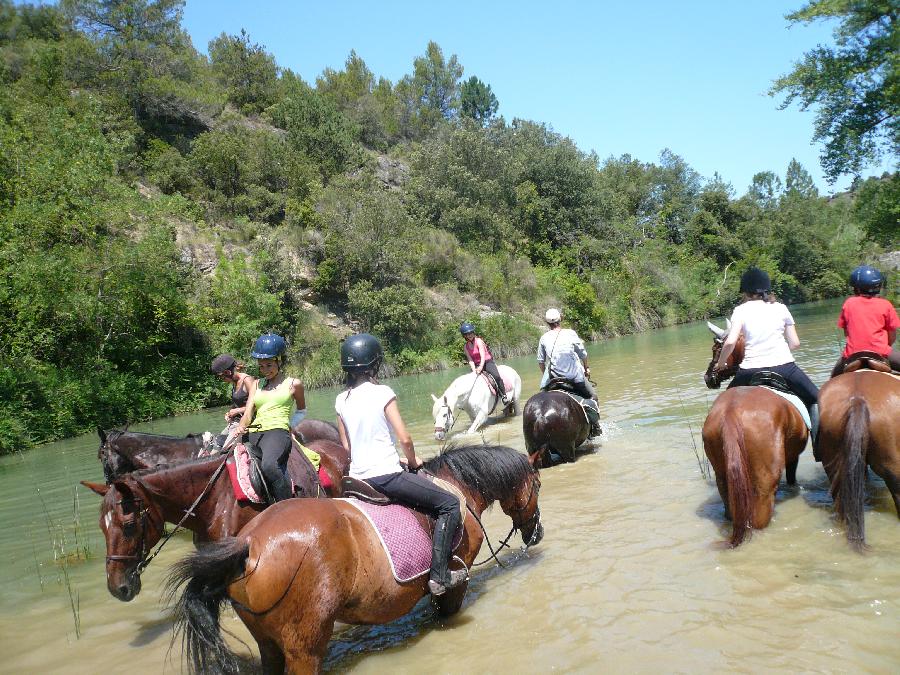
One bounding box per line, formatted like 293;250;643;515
837;295;900;358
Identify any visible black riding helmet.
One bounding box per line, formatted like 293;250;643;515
340;333;383;372
849;265;884;296
739;266;771;295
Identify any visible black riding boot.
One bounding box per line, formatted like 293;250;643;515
427;512;467;595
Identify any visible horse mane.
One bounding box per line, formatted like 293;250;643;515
106;428;202;442
127;453;224;479
423;444;534;502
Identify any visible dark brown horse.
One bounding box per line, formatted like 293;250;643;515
167;445;543;674
817;370;900;549
82;438;349;601
99;419;341;481
523;391;589;466
702;323;809;546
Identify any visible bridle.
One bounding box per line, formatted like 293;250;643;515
470;469;542;568
105;456;228;579
434;398;456;436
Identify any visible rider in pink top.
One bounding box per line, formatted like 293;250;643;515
460;322;509;405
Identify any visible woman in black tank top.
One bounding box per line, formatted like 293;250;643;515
210;354;256;422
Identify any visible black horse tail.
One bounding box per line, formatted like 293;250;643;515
722;416;752;547
166;537;250;675
834;397;869;551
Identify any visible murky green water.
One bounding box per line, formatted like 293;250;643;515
2;299;898;672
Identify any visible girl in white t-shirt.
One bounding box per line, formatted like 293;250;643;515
714;267;819;438
335;333;467;596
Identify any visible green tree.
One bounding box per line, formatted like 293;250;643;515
784;158;819;198
396;41;463;138
770;0;899;181
208;29;278;114
853;172;900;247
460;75;498;125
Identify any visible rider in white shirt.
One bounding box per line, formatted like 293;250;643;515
537;308;597;401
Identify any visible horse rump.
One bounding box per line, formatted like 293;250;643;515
165;537;250;675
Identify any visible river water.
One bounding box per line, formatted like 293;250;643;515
1;299;898;673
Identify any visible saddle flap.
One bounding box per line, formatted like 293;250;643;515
341;476;391;504
748;370;792;394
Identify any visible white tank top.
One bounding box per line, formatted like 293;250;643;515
335;382;403;480
730;300;795;369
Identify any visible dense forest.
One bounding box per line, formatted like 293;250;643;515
0;0;896;454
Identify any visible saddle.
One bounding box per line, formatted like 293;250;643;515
244;436;323;504
841;351;892;374
341;472;467;527
748;370;793;395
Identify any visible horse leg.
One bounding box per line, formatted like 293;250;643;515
282;618;333;675
433;580;469;617
879;468;900;519
258;639;286;675
750;488;776;530
715;476;731;520
785;457;799;486
467;410;488;434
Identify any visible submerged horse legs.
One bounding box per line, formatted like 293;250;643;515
785;457;799;485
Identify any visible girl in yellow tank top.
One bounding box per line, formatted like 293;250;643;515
235;333;306;502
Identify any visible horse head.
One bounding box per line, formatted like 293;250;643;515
431;394;455;441
98;428;133;483
500;468;544;546
82;477;164;602
703;321;743;389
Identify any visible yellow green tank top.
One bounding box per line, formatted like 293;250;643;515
252;378;294;431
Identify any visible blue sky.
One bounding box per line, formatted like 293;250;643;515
181;1;895;195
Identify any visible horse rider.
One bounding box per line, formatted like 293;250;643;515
460;321;509;405
335;333;467;596
830;264;900;377
713;267;820;446
234;333;307;502
210;354;256;423
538;308;597;400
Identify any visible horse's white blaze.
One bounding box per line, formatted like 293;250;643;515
104;511;112;530
431;365;522;439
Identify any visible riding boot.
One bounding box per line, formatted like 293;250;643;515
809;403;821;462
427;513;466;595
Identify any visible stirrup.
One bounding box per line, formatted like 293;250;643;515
428;569;468;596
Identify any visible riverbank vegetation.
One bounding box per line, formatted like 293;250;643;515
0;0;895;453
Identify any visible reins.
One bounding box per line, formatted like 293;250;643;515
469;472;542;569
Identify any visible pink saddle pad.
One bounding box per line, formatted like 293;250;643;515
343;498;463;583
481;371;513;396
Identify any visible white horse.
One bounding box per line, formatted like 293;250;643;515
431;365;522;440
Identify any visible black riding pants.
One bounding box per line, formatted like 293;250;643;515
365;470;461;585
570;378;597;401
248;428;292;502
728;362;819;407
481;359;506;400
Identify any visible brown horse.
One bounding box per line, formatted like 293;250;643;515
523;391;590;466
817;370;900;549
99;419;340;482
166;444;543;674
82;439;349;601
702;323;809;546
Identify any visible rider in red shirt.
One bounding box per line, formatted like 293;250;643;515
831;265;900;377
460;322;509;405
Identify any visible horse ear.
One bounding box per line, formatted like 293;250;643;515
443;396;448;405
81;480;110;496
97;428;107;443
431;394;438;402
527;450;543;469
112;479;135;501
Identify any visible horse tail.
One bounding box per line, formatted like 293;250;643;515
834;397;869;551
722;416;752;547
165;537;250;675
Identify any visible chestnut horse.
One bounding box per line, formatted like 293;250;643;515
522;391;589;466
98;419;340;481
817;370;900;549
82;439;349;601
167;444;543;674
702;322;809;546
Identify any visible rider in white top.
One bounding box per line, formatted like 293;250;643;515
729;300;795;369
336;381;402;479
335;333;467;597
537;308;596;400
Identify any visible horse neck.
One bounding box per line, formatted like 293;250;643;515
136;460;233;537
